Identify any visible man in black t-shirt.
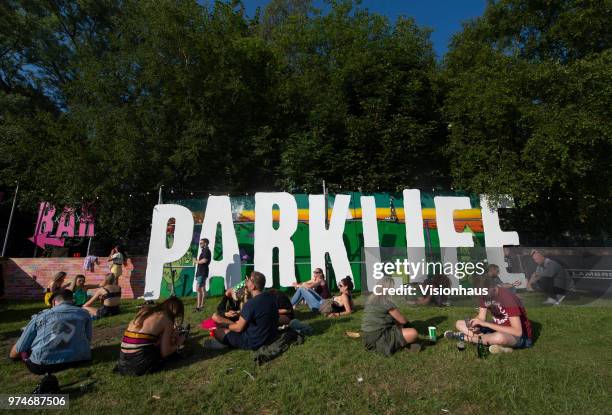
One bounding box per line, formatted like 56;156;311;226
193;238;212;312
213;272;279;350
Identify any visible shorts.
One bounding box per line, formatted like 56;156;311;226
478;326;533;349
117;347;162;376
222;331;248;349
195;274;208;288
111;264;123;279
362;326;407;357
97;305;120;318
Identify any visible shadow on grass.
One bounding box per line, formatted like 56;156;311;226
530;320;542;344
90;333;233;372
408;315;447;335
0;305;45;324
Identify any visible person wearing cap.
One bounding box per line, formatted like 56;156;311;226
193;238;212;312
445;275;533;354
9;289;92;374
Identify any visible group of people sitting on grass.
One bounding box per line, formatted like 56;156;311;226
43;271;122;318
10;262;534;384
361;267;533;356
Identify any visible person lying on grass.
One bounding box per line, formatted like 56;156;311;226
212;287;247;326
10;289;92;375
321;276;354;318
290;268;331;310
82;273;121;319
208;271;278;350
445;274;533;354
116;296;187;376
361;277;420;356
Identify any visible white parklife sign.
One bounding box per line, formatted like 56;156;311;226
142;190;523;300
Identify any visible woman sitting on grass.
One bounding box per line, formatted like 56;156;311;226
82;273;121;318
361;276;420;356
67;274;98;307
43;271;69;306
116;296;187;376
323;276;355;318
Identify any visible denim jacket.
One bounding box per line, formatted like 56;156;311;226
15;302;92;365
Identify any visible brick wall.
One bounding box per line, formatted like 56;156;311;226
0;257;147;300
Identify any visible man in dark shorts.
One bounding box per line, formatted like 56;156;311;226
9;289;92;375
212;272;279;350
527;250;571;305
193;238;211;312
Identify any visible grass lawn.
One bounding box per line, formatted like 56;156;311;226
0;294;610;415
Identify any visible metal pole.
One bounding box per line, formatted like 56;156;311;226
1;184;18;257
158;185;163;205
86;236;92;257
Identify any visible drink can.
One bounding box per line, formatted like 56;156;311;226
428;326;437;342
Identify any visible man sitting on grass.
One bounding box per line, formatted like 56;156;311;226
9;289;92;375
208;271;278;350
445;275;533;353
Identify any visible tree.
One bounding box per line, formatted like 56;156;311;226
443;0;612;242
265;0;447;192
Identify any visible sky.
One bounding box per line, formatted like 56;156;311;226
239;0;488;58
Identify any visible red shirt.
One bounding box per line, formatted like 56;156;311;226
479;288;532;339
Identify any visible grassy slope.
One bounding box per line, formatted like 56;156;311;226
0;295;610;415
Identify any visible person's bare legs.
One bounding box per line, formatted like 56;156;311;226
196;285;205;310
454;320;517;346
83;306;98;317
9;344;20;360
401;327;419;344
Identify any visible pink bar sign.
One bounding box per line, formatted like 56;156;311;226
28;202;95;249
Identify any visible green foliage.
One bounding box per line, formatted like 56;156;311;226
443;0;612;240
0;0;609;241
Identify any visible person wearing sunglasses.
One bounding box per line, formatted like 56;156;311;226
290;268;330;310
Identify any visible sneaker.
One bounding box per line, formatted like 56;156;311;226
405;343;422;353
444;331;464;341
203;339;227;350
489;345;513;354
542;297;557;305
554;294;566;305
526;287;535;292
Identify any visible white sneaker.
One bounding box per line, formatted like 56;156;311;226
204;339;227;350
489;345;513;354
542;297;557;305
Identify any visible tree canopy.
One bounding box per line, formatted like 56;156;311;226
0;0;609;243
